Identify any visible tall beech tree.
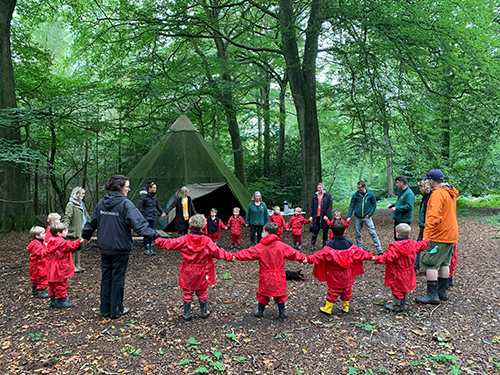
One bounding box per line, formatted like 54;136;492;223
0;0;37;232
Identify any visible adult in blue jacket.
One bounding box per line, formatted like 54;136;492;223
82;175;159;319
136;181;166;256
346;181;383;254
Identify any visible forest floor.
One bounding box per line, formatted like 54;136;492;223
1;209;500;375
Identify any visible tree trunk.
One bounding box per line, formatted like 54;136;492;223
263;75;271;175
276;75;288;169
279;0;323;209
382;119;394;197
206;0;247;187
0;0;38;232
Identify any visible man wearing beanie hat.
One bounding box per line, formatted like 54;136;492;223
416;169;459;305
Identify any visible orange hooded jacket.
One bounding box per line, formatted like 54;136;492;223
423;184;459;243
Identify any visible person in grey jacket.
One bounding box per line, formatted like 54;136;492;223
346;181;383;254
82;175;159;319
136;181;166;256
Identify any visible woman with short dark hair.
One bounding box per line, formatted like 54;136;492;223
82;175;159;319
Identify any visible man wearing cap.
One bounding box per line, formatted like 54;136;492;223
387;175;415;240
416;169;459;304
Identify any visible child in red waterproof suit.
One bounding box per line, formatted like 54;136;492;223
204;208;226;244
46;223;84;309
269;206;289;240
448;242;458;287
234;222;306;319
27;226;49;298
225;207;247;250
323;210;351;240
287;207;311;250
305;220;374;314
374;223;429;313
155;214;234;320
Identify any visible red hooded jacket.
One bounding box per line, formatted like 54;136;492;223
226;215;246;236
374;239;429;292
307;246;373;289
287;214;310;236
46;237;81;282
234;234;305;297
27;239;48;280
269;213;289;237
155;233;233;290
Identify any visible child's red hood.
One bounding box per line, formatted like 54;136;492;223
184;233;212;252
259;234;279;245
393;239;414;257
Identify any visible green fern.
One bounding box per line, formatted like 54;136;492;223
178;358;193;365
194;367;209;373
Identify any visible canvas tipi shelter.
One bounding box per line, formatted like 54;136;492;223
127;115;251;230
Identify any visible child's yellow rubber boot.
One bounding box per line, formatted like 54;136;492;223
342;300;349;313
320;300;334;315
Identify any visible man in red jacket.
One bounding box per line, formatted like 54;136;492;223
234;222;306;319
374;224;429;312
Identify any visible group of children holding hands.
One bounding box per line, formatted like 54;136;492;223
27;205;432;319
27;213;84;309
157;212;430;319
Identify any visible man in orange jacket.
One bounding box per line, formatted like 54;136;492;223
416;169;459;304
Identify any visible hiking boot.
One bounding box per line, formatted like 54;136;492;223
37;288;49;299
229;243;235;250
237;244;242;250
298;242;302;250
200;300;210;319
183;302;192;321
278;303;288;319
32;285;38;296
55;297;73;309
385;297;403;312
49;296;57;308
254;303;266;317
438;278;448;301
415;280;440;304
292;241;297;249
319;300;334;315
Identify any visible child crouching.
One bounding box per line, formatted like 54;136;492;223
234;222;306;319
374;223;429;312
46;223;84;308
155;214;235;320
305;221;374;314
27;226;49;298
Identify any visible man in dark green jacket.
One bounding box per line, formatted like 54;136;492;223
387;176;415;240
347;181;383;254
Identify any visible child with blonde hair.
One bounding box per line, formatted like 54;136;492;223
225;207;247;250
27;226;49;298
155;214;235;320
287;207;311;250
374;223;429;312
46;223;84;308
269;206;289;240
44;213;61;245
